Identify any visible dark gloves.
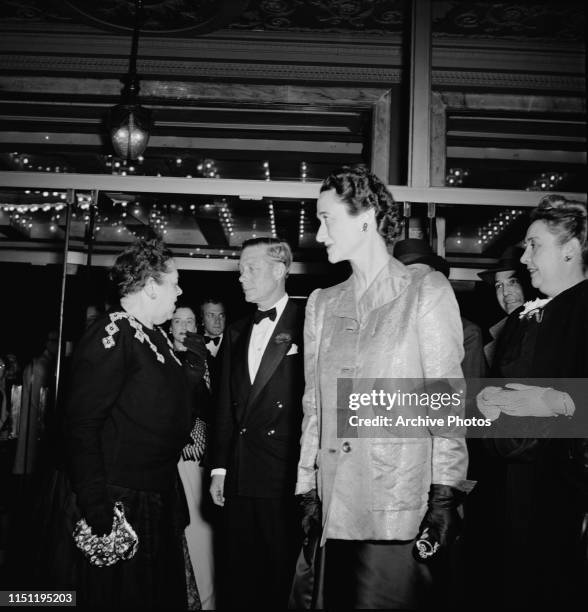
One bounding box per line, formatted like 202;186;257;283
183;331;207;381
298;489;321;565
184;330;207;361
84;502;114;537
300;488;321;536
413;484;464;563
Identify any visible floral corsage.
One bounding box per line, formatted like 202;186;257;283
518;297;552;322
274;332;292;345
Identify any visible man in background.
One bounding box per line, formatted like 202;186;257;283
477;246;529;366
199;298;226;394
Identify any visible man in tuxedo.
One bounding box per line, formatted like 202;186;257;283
199;298;226;394
210;237;304;609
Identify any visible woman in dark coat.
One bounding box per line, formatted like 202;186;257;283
477;195;588;609
50;238;207;609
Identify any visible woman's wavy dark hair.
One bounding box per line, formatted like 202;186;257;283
532;194;588;268
320;165;402;245
110;238;174;298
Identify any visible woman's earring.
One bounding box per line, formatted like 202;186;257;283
362;222;368;232
564;255;571;261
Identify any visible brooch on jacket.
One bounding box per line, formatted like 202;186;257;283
518;297;552;322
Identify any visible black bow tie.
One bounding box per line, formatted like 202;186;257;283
204;335;221;346
253;307;277;325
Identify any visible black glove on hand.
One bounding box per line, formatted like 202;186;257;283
84;502;113;537
298;489;321;565
183;331;207;380
299;488;321;536
413;484;464;563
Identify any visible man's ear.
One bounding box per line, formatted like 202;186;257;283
272;261;287;281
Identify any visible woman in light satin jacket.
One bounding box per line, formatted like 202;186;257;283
295;166;472;610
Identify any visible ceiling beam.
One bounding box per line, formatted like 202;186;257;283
0;172;585;205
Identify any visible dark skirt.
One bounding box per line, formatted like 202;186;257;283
36;470;194;610
324;539;432;610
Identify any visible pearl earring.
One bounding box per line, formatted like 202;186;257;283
362;222;368;232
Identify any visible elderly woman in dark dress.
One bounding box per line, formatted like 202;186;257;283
477;195;588;609
53;239;207;609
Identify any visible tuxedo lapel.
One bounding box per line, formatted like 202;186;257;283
246;301;297;412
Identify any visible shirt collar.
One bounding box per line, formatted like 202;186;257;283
258;293;288;321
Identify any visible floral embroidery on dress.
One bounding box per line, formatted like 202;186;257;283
102;315;121;349
159;328;182;366
105;322;118;335
102;335;116;349
102;311;170;363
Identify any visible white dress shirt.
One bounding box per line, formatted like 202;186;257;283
247;293;288;383
205;333;223;358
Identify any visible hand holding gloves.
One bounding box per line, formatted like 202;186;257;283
477;383;575;421
413;484;464;563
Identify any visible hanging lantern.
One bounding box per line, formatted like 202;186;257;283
110;103;152;161
108;0;152;162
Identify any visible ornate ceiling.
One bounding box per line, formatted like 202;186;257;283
0;0;584;40
0;0;585;268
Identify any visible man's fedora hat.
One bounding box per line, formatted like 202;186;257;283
393;239;450;278
477;245;524;284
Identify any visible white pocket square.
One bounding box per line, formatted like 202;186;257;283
286;343;299;356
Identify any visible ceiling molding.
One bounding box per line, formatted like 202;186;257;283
0;30;404;65
0;76;393;105
435;91;585;113
432;70;585;93
0;55;403;85
433;39;584;75
2;58;583;92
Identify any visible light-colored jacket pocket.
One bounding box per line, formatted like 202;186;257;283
370;440;430;511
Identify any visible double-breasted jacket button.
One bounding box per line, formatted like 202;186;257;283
276;401;283;408
267;429;275;436
342;441;351;453
239;427;247;435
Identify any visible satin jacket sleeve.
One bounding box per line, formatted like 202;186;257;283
296;289;320;494
417;271;470;489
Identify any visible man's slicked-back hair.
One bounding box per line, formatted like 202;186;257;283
241;237;293;274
